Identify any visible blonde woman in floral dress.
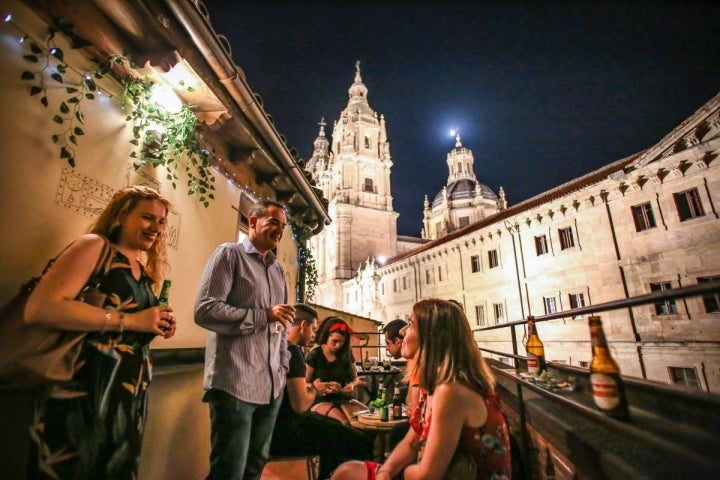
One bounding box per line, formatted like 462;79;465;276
25;186;177;479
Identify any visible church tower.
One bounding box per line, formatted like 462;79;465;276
422;133;506;239
306;62;399;308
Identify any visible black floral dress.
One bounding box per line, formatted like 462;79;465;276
29;250;158;480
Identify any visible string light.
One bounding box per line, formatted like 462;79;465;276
3;13;13;23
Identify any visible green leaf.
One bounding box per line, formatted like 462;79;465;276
75;111;85;123
22;54;39;63
51;134;59;143
59;102;69;113
85;93;95;100
52;115;64;124
69;135;77;145
60;147;71;158
65;87;78;94
85;78;97;91
50;72;63;83
20;71;35;80
56;64;66;74
129;139;139;146
74;127;85;136
40;96;48;107
67;97;79;104
29;42;43;54
29;86;42;96
68;157;76;168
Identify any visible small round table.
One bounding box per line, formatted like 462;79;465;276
350;412;408;462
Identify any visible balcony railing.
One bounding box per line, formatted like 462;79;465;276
476;280;720;479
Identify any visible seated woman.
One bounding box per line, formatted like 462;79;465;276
331;299;512;480
305;317;367;425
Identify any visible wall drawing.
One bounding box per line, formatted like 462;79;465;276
55;166;113;218
55;166;181;249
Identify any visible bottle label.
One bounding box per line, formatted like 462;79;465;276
527;353;540;374
591;373;620;410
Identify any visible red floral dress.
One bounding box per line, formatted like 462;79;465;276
409;386;512;480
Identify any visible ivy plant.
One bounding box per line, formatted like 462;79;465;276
19;23;215;206
290;219;319;301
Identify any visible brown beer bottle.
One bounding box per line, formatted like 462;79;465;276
392;384;403;420
588;315;630;420
525;316;546;375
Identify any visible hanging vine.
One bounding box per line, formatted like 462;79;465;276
290;219;319;302
18;21;215;206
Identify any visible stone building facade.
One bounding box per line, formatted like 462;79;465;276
305;63;399;309
306;64;719;392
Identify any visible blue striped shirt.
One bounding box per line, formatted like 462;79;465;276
194;237;289;404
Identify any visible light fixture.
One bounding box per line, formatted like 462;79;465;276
149;84;182;114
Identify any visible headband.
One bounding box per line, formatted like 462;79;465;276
328;322;353;334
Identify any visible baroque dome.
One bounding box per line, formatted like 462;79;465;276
432;178;497;208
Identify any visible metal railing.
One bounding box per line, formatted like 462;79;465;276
473;280;720;479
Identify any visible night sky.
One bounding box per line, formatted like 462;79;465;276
202;1;720;237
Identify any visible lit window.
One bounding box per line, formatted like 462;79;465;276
674;188;705;221
650;282;677;315
668;366;701;390
559;227;575;250
535;235;549;255
631;202;657;231
493;303;505;324
470;255;481;273
698;277;720;313
544;296;557;314
488;250;499;268
475;305;485;326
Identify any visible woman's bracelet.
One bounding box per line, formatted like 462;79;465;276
101;309;111;334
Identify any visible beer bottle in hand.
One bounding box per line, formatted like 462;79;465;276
525;316;546;375
589;315;630;420
158;279;172;305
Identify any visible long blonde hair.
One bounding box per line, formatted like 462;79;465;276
408;298;495;395
89;185;170;288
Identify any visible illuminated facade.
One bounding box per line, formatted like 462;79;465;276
345;93;720;392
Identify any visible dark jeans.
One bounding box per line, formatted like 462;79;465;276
205;389;283;480
271;412;374;479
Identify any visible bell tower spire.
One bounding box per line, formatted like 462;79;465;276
306;62;399;308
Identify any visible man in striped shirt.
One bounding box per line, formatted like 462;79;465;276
195;199;296;480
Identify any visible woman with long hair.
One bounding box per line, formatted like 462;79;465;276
305;316;367;425
24;185;177;479
331;298;511;480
